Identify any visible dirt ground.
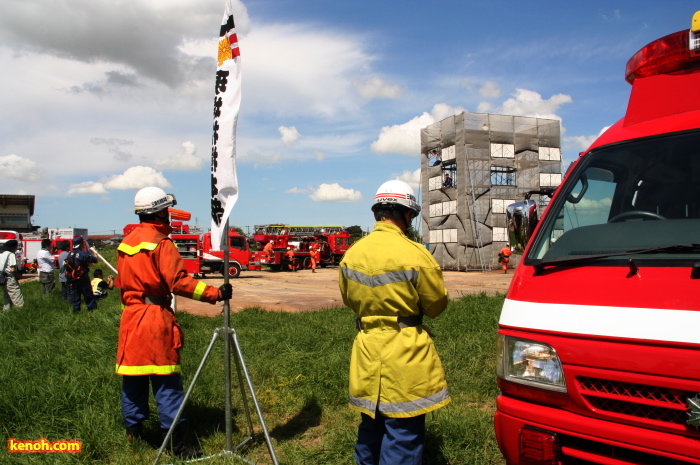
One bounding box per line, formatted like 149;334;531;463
174;267;513;317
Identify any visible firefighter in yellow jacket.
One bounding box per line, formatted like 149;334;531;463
339;180;450;465
115;187;232;459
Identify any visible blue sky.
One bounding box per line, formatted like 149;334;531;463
1;1;698;237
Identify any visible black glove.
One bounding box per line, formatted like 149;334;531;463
218;283;232;301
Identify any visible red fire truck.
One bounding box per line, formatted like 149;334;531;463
252;224;352;271
49;228;89;259
120;220;351;277
200;230;254;278
496;12;700;465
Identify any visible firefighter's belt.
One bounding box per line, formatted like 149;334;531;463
356;315;423;331
143;295;167;306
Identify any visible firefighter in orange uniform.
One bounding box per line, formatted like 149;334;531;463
499;245;512;273
262;240;274;263
309;242;319;273
115;187;231;459
285;246;297;271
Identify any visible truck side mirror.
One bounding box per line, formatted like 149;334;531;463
506;200;538;254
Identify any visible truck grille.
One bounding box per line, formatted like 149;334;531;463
559;434;697;465
577;376;693;431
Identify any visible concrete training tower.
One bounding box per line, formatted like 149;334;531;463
421;111;562;271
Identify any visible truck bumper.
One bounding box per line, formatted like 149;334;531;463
495;395;700;464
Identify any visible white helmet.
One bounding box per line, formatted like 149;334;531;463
134;187;177;214
372;180;420;215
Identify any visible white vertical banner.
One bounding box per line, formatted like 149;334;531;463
210;0;241;251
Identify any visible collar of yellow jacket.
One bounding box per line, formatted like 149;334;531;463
372;221;406;236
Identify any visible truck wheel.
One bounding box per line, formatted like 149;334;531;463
302;257;311;269
222;263;241;279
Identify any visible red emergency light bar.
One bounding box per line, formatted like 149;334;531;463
625;28;700;84
0;232;18;240
168;208;191;221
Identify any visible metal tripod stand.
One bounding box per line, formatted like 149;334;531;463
154;237;279;465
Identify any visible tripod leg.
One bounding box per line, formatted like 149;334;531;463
232;331;255;441
230;330;280;465
153;329;222;465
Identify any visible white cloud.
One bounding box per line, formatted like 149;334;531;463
563;135;598;152
67;181;108;196
239;149;283;167
0;0;251;88
285;186;313;194
395;169;421;190
243;23;373;117
564;126;610;153
279;126;301;146
476;101;493;113
479;80;500;99
353;77;403;99
309;183;362;202
90;137;135;162
0;154;40;181
313;150;326;161
460;77;474;92
154;141;203;170
371;103;466;156
496;88;572;121
102;166;171;190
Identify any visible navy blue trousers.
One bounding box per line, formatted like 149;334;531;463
69;276;96;312
121;374;185;429
355;412;426;465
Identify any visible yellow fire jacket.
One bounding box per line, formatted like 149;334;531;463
339;221;451;418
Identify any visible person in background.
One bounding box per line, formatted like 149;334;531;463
498;245;513;274
442;173;453;189
430;149;442;166
57;241;71;302
66;236;98;313
309;242;319;273
115;186;232;459
284;246;297;272
36;238;56;294
339;180;451;465
1;240;25;311
91;268;115;301
263;240;274;263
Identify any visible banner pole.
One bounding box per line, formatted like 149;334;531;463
222;219;233;451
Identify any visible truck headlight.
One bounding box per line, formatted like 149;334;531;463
497;335;566;393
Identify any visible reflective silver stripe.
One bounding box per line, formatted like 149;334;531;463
342;267;419;288
349;396;377;413
349;388;450;415
378;388;451;414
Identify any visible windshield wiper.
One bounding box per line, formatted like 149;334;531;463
533;243;700;273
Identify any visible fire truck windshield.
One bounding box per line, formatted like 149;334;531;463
527;130;700;266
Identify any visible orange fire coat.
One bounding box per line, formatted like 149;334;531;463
114;221;219;376
499;246;512;262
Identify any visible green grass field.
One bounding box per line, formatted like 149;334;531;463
0;262;505;464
